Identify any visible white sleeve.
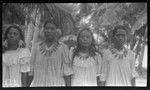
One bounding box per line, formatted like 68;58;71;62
19;48;31;59
61;43;74;76
19;48;31;72
100;49;109;81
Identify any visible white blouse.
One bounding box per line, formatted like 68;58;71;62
3;48;31;87
70;49;102;86
30;42;73;87
100;48;138;86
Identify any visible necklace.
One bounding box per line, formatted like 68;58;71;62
110;46;128;60
39;41;60;56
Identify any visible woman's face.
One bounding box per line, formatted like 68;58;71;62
79;30;93;47
115;29;127;46
44;23;57;41
7;28;20;43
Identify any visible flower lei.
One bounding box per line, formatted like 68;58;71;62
39;42;60;57
110;46;128;59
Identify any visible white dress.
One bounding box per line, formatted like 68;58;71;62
30;42;73;87
101;48;138;86
71;52;102;86
3;48;31;87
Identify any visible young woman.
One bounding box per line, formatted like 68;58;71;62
70;28;102;86
29;20;73;87
2;25;31;87
100;25;138;86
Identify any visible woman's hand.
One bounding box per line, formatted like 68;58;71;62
100;81;106;86
97;76;101;86
131;77;136;86
64;75;72;86
28;65;34;76
18;40;25;48
28;70;34;76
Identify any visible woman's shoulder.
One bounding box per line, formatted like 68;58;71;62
59;42;67;47
19;48;31;58
2;51;8;62
95;52;100;56
59;42;69;50
103;48;112;55
3;50;19;64
127;49;134;53
19;47;30;51
126;49;135;57
94;52;103;60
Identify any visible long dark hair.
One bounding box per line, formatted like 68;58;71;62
72;28;97;60
3;25;25;53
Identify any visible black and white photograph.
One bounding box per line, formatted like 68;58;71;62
2;3;147;87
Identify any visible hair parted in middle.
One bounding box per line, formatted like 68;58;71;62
72;27;97;60
3;24;25;53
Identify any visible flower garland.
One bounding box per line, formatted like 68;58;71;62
110;47;128;59
39;42;60;57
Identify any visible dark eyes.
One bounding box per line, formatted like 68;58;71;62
116;34;125;37
45;27;55;30
8;32;18;35
81;36;91;38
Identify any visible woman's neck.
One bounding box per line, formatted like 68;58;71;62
44;39;56;48
8;43;19;50
113;43;124;51
79;51;89;57
80;46;90;53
